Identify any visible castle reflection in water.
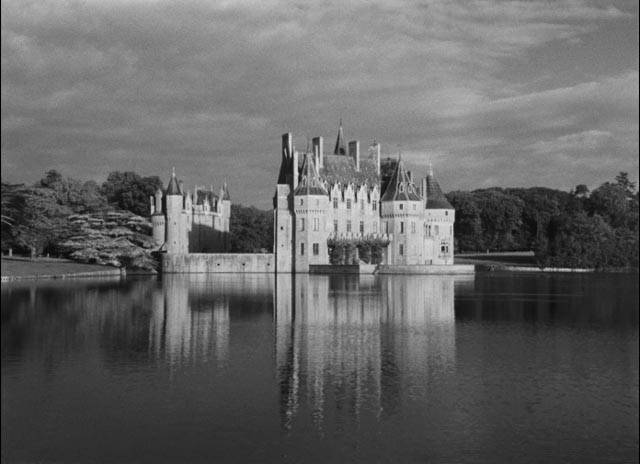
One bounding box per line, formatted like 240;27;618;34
145;273;471;430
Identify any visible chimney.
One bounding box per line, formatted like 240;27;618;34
370;141;381;175
314;145;319;170
349;140;360;171
312;136;324;168
282;132;293;159
293;150;299;189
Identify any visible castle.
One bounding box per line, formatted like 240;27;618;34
273;123;455;273
150;169;231;253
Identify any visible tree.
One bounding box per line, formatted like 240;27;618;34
36;170;109;213
8;187;73;256
614;172;636;196
446;191;483;252
229;204;273;252
102;171;162;216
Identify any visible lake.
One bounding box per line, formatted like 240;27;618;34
2;272;638;463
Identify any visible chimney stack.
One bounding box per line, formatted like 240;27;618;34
293;150;299;189
369;141;381;175
349;140;360;171
282;133;293;159
312;136;324;168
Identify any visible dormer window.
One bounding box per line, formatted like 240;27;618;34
399;184;405;193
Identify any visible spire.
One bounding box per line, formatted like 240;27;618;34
425;167;453;209
294;154;328;196
381;155;421;202
333;121;348;155
165;168;181;196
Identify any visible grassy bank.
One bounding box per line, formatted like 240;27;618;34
1;257;121;279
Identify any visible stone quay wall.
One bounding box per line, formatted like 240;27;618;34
162;253;274;273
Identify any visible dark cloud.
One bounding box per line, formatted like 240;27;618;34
1;0;638;207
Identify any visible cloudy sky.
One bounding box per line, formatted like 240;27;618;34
1;0;638;208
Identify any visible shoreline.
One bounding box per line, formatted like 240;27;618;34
2;255;636;282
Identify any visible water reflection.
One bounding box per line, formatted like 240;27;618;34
275;274;471;431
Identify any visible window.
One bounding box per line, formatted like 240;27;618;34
400;222;404;234
333;198;338;209
372;200;377;211
300;218;305;231
411;222;415;234
361;200;365;210
313;243;319;255
399;244;404;256
300;198;303;205
300;243;305;255
315;199;319;206
435;225;439;236
373;222;378;234
385;221;389;234
347;220;352;232
347;199;352;209
399;204;403;210
359;221;364;234
313;217;320;231
334;220;338;233
441;244;449;254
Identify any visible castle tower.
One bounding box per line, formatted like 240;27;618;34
220;182;231;252
293;154;330;273
274;133;295;272
380;156;423;265
422;165;455;264
165;169;186;254
151;186;166;247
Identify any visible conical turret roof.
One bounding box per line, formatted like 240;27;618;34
425;166;453;209
381;156;422;202
294;154;328;196
165;168;182;196
333;121;348;155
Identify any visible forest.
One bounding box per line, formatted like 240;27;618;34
1;169;637;270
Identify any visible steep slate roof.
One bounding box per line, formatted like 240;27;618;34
294;154;329;196
425;168;453;209
381;157;422;202
165;170;182;196
195;189;219;206
320;154;378;186
333;123;348;155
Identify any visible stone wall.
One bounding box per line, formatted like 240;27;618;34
162;253;274;273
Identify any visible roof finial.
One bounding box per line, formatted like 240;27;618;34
428;163;433;176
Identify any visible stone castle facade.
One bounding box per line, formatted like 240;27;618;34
274;123;455;273
150;170;231;253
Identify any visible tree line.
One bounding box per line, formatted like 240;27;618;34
446;172;638;269
2;169;637;270
1;169;273;257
